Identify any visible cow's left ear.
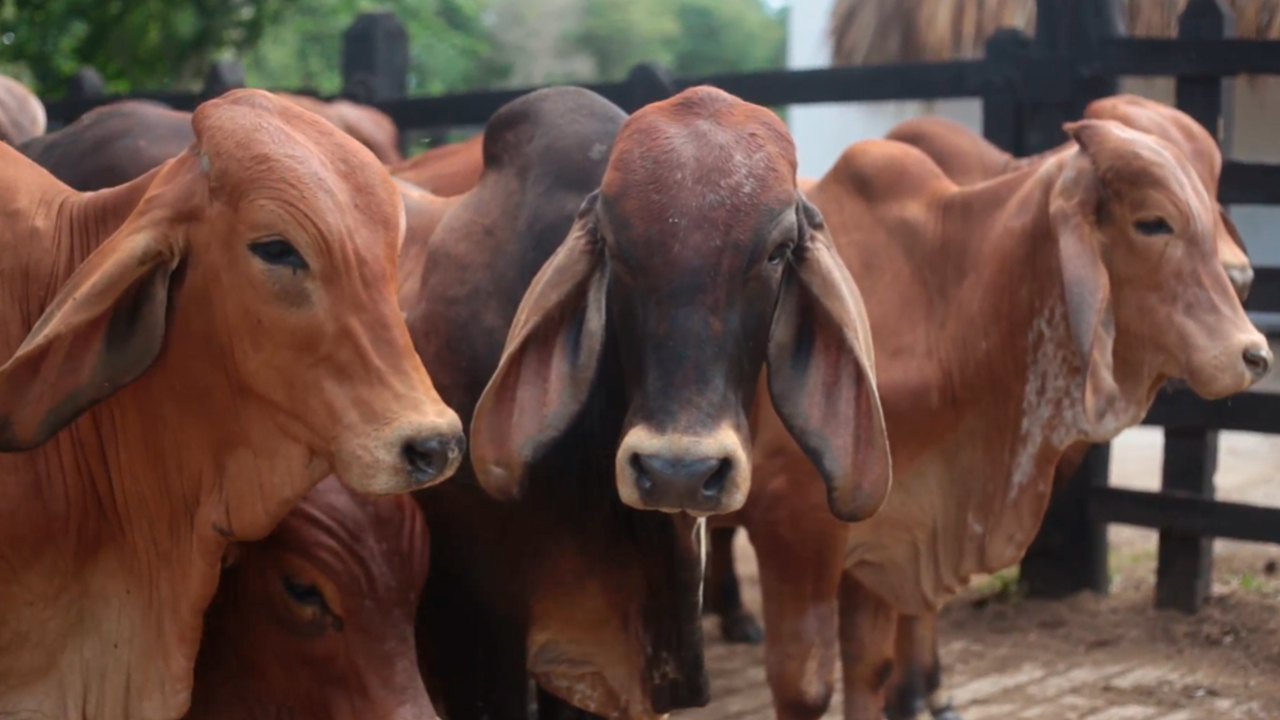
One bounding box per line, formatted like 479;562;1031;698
0;204;184;452
1054;122;1122;433
766;194;892;522
470;192;608;501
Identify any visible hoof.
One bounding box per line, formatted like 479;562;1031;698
931;702;963;720
719;611;764;644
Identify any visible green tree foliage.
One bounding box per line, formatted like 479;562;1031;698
570;0;785;81
0;0;785;97
243;0;496;96
0;0;295;95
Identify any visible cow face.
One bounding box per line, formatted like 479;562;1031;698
1084;94;1254;301
193;479;433;720
0;90;464;500
470;87;890;521
1051;119;1271;431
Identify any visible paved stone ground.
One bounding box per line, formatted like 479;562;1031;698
677;352;1280;720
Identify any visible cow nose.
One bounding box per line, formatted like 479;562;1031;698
1243;345;1273;381
630;453;732;511
402;433;466;488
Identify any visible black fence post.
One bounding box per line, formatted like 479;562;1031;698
1018;0;1122;600
342;12;409;105
625;62;678;113
65;66;106;101
1153;0;1235;615
203;59;245;99
981;29;1032;155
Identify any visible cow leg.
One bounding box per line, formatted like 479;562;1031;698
752;513;847;720
838;573;898;720
704;525;764;644
885;614;960;720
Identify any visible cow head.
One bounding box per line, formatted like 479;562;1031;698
1050;119;1270;432
192;478;433;720
1084;94;1253;301
470;86;890;520
0;89;464;505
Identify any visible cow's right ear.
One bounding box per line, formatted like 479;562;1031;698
470;192;608;501
0;208;184;452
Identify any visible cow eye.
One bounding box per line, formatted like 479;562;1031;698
281;576;329;611
1133;217;1174;236
767;242;793;266
248;238;310;271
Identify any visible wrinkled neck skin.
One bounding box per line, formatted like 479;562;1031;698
0;181;324;720
524;333;709;719
842;160;1151;614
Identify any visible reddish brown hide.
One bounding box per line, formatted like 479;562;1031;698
0;73;45;144
731;121;1269;720
886;94;1254;301
278;92;404;165
0;89;462;720
190;477;435;720
22;93;404;192
391;133;485;197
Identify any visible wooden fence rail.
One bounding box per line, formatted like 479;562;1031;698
33;0;1280;615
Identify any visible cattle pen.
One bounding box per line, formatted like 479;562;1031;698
34;0;1280;714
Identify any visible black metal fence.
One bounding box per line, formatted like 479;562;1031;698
38;0;1280;614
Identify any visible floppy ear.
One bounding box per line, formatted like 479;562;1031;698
767;194;891;523
1053;122;1121;432
0;215;184;451
470;192;609;500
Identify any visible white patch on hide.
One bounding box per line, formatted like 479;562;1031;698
1010;300;1081;498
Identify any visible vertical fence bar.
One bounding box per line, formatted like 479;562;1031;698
1018;0;1122;600
624;62;678;113
1153;0;1234;614
982;29;1031;154
202;59;245;99
342;12;409;105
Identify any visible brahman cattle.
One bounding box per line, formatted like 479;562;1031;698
706;93;1265;712
404;84;889;718
887;93;1254;301
19;100;198;191
390;133;485;197
278;92;404;165
730;120;1270;720
0;89;463;720
189;477;435;720
0;73;45;144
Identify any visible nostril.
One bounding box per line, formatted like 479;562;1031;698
630;454;654;493
700;458;732;498
402;435;461;486
1243;346;1273;379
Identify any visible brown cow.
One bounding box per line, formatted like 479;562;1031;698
189;477;435;720
0;73;45;144
406;85;890;719
734;121;1270;720
0;89;463;720
18;99;196;191
887;94;1255;301
391;133;485;197
278;92;404;165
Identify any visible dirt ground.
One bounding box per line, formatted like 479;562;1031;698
677;425;1280;720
